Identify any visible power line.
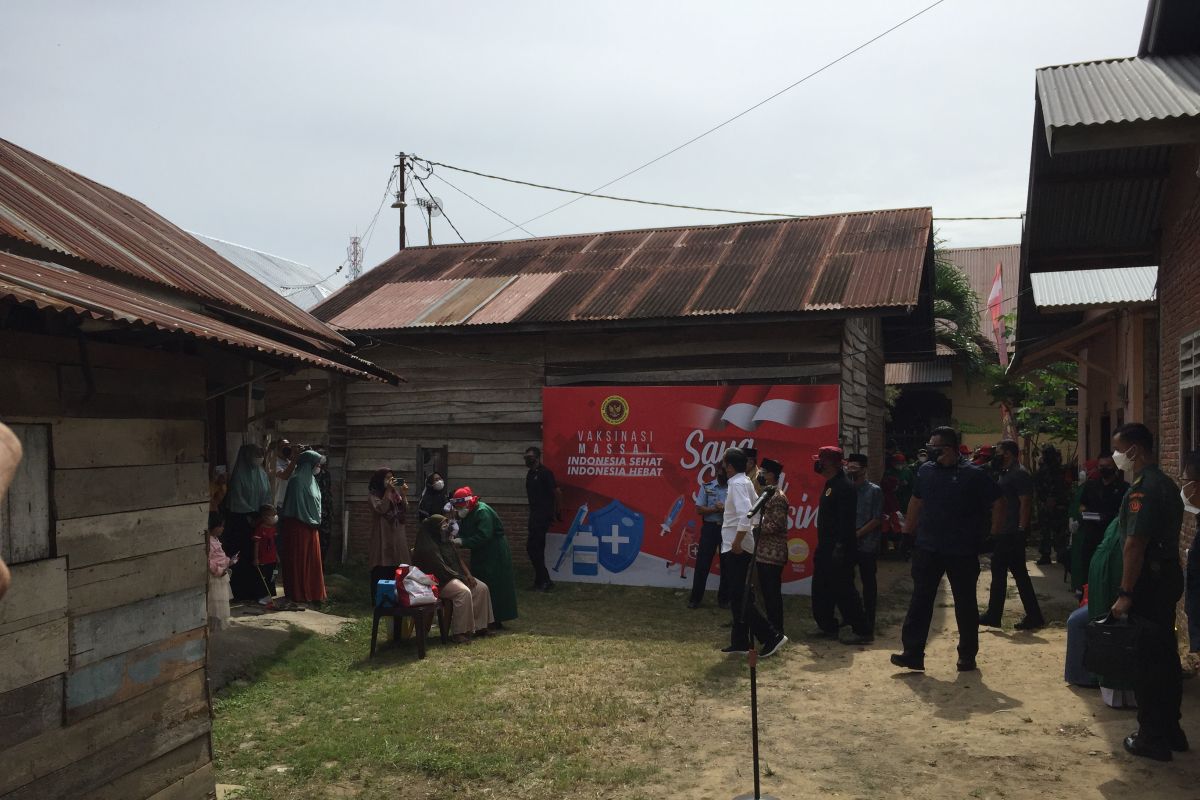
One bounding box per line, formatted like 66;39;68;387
482;0;952;238
429;171;537;237
415;156;1022;223
413;173;467;243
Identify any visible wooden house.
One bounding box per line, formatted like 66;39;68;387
0;138;396;799
310;210;936;559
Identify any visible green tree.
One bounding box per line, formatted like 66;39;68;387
932;246;993;377
986;357;1078;465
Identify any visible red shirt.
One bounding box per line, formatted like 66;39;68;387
253;524;278;565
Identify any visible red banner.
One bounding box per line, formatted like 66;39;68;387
541;385;840;593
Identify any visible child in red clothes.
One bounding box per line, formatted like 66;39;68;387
253;504;279;606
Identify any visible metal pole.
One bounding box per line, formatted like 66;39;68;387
427;207;433;246
397;153;407;250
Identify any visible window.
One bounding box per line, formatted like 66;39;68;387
1;423;52;564
417;446;448;489
1182;330;1200;460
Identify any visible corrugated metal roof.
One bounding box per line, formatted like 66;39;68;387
884;359;953;386
315;209;934;331
0;138;348;346
941;244;1020;333
1037;55;1200;133
0;251;388;381
1031;266;1158;309
190;233;333;311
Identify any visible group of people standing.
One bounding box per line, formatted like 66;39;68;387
207;441;331;629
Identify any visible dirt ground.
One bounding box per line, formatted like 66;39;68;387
639;557;1200;800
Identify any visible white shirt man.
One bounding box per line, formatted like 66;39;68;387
721;471;759;554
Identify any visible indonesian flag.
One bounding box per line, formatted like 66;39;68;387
987;261;1007;366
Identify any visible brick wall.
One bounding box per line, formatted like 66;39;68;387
1157;144;1200;554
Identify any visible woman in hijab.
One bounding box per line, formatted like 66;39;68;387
367;468;410;568
223;444;273;602
418;471;449;521
450;486;518;626
279;450;327;605
413;514;494;643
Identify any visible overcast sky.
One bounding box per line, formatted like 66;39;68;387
2;1;1146;293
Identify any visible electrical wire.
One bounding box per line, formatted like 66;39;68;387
412;156;1022;223
479;0;952;238
413;173;467;243
429;171;537;237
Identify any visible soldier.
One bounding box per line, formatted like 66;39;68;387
1107;423;1186;761
809;446;873;645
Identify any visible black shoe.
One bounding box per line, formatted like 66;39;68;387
721;644;751;655
1035;556;1052;566
1124;732;1172;762
890;652;925;671
760;635;789;658
957;659;978;672
1169;728;1190;753
686;600;700;609
1014;617;1045;631
977;615;1002;628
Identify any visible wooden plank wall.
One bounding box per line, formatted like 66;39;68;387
338;321;847;558
840;316;886;476
0;331;215;800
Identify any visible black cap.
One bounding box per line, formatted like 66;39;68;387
743;447;758;461
760;457;783;476
847;453;868;466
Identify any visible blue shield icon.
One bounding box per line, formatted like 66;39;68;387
590;500;644;574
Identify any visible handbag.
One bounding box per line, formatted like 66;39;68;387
1083;614;1144;684
395;565;440;607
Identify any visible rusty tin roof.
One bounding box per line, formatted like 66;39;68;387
314;208;933;331
0;138;348;346
0;251;393;382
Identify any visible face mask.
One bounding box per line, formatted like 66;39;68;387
813;460;825;475
756;474;768;487
456;507;470;519
433;480;445;491
925;446;944;461
1183;483;1200;515
524;456;537;468
1111;448;1134;471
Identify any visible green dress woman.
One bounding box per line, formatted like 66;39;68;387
450;487;518;624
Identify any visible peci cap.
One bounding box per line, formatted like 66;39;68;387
847;453;869;466
760;457;784;476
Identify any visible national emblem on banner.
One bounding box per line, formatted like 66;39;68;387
589;499;644;573
600;395;630;426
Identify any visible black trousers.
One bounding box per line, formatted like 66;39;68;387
1038;506;1068;561
1131;558;1185;741
725;551;780;649
811;548;869;636
856;553;878;635
900;548;980;661
689;521;727;605
527;516;552;587
984;534;1042;620
756;561;785;634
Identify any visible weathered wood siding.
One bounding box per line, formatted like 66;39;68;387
339;321;860;558
840;316;887;476
0;331;214;800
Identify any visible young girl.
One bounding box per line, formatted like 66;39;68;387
207;513;234;631
253;504;279;607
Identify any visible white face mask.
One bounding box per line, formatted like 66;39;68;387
1111;447;1135;472
1183;483;1200;515
456;507;470;519
433;480;445;491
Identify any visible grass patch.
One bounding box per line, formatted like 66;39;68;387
213;561;817;799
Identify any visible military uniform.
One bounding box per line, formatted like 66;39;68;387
1035;463;1070;563
1118;465;1185;749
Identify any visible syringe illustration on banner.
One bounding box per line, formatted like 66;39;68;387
658;494;685;536
553;504;590;573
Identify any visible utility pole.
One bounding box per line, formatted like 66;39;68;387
389;152;407;250
346;235;363;281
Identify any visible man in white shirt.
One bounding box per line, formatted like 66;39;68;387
720;447;787;658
